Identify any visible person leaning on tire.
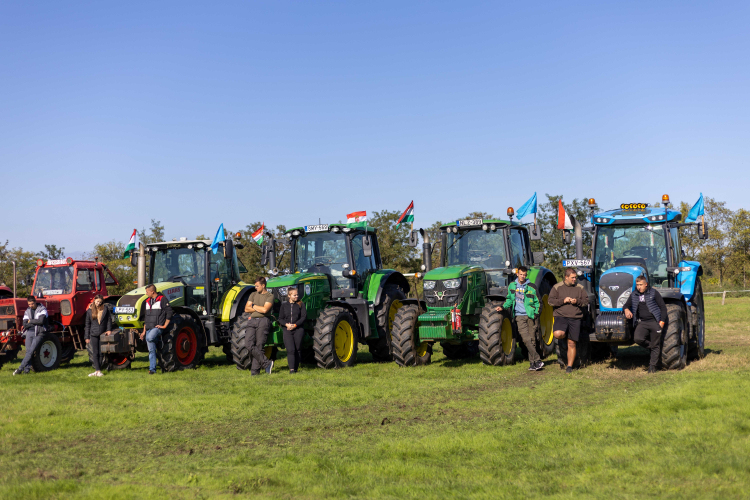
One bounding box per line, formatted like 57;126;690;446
244;277;275;375
13;296;49;375
278;286;307;374
549;268;588;374
85;294;112;377
623;275;668;374
499;266;544;371
140;284;173;375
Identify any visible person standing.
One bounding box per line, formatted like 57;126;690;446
13;296;49;375
278;287;307;374
85;294;113;377
140;284;173;375
245;277;275;375
549;268;589;373
498;266;543;371
623;276;668;373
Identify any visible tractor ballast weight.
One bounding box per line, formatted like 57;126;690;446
392;216;557;367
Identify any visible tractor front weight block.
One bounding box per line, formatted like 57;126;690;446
595;311;631;342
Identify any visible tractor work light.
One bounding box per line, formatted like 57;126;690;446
187;244;193;249
66;257;73;265
482;224;488;231
662;194;670;203
332;227;341;233
235;232;242;239
279;287;288;296
420;264;426;271
507;207;515;217
292;230;300;237
490;224;496;231
36;259;44;267
196;243;204;249
452;226;458;234
342;227;351;233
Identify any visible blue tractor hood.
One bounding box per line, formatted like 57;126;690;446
598;265;646;312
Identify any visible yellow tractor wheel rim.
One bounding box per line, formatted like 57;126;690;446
416;341;429;358
501;317;514;355
388;299;403;332
264;346;274;359
334;320;354;362
541;294;554;346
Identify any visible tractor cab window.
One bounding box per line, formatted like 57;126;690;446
210;249;233;293
293;232;349;288
670;227;681;265
351;233;377;278
34;266;74;296
593;225;669;289
509;228;528;268
446;228;508;288
152;247;206;286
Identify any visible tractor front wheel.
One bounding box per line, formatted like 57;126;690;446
478;301;516;366
31;333;62;372
314;307;358;369
106;354;132;370
159;314;206;372
537;280;556;359
661;304;687;370
370;285;406;362
58;340;77;364
688;279;705;360
391;304;431;367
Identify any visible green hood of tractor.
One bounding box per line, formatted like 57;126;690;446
423;265;483;280
266;272;325;288
115;282;186;327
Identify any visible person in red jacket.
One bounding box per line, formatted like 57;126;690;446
139;285;173;374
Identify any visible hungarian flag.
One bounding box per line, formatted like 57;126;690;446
123;229;136;258
396;201;414;228
557;200;574;230
347;211;367;223
252;224;265;245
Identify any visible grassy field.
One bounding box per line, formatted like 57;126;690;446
1;298;749;499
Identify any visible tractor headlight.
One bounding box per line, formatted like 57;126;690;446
616;289;631;308
423;281;436;290
599;290;612;308
443;279;461;289
279;287;288;296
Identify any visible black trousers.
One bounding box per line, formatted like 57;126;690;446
283;328;305;372
634;320;663;368
245;317;272;374
88;336;101;371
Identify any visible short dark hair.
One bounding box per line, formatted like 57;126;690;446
145;284;157;292
636;275;648;283
255;277;266;286
517;266;528;274
27;295;37;302
564;268;577;278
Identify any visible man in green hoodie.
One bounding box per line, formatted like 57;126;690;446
498;266;543;371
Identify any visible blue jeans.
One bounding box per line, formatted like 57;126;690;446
146;328;162;372
18;333;43;373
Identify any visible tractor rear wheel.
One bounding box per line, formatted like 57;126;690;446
536;280;556;359
370;285;406;362
556;335;590;369
106;354;132;370
688;279;705;360
31;333;62;372
159;314;206;372
314;307;358;369
661;304;687;370
391;304;431;367
478;301;516;366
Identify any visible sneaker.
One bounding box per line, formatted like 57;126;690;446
534;361;545;371
265;360;274;375
528;362;536;371
88;372;97;377
148;370;156;375
289;370;296;374
13;368;22;376
95;371;104;377
566;366;573;374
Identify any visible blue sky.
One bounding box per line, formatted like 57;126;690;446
1;1;748;253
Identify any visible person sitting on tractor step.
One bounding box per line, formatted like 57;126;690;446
245;277;275;375
623;275;668;374
140;284;173;374
85;294;112;377
549;268;588;374
278;286;307;374
499;266;544;371
13;296;49;375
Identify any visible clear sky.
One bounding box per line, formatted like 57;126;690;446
1;1;748;254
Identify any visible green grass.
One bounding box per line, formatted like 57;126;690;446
1;298;749;499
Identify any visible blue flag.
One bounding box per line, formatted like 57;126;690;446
685;193;704;223
211;223;226;255
516;192;537;219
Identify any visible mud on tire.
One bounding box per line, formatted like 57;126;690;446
313;307;358;369
159;314;206;372
391;304;432;367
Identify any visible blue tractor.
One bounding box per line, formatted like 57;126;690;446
560;195;708;369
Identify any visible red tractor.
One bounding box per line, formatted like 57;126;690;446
0;257;121;372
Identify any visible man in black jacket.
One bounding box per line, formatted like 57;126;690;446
623;276;668;373
278;287;307;374
13;296;48;375
140;285;173;374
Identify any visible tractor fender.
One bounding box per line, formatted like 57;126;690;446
371;271;411;307
228;285;256;321
171;306;210;348
324;299;372;340
529;266;557;293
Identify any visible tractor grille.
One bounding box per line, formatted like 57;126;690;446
0;305;15;316
424;278;465;308
599;273;634;308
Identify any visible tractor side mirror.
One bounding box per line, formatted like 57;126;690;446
530;224;542;241
563;230;572;245
130;253;138;267
408;230;419;248
362;235;373;258
260;243;269;267
532;251;545;265
224;238;235;261
698;223;709;240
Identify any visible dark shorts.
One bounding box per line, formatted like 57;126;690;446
553;317;583;342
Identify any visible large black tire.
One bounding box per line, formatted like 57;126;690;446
391;304;432;367
556;334;590;369
31;333;62;372
478;301;516;366
313;307;358;369
661;303;687;370
369;285;406;362
231;315;252;370
59;341;76;364
536;280;556;359
106;354;132;370
688;279;705;360
159;314;206;372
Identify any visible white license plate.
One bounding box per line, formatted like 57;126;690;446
115;306;136;314
305;224;329;232
458;218;482;227
43;289;63;296
563;259;592;267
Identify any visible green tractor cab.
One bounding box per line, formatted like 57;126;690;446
392;216;557;367
231;222;410;370
106;236;252;371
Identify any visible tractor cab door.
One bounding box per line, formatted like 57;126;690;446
210;250;233;311
351;233;377;286
508;228;530;268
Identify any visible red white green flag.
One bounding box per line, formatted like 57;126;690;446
123;229;136;258
347;211;367;223
557;200;574;230
252;224;265;245
396;201;414;228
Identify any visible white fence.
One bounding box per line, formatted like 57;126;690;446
704;290;750;305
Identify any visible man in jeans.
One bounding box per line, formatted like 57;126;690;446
245;277;274;375
13;296;49;375
549;268;589;373
140;284;173;374
623;275;668;373
499;266;543;371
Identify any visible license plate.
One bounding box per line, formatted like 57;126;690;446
563;259;592;267
115;306;136;314
305;224;329;232
43;289;63;296
458;218;482;227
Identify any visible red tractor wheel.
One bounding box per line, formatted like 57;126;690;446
106;354;132;370
158;314;206;372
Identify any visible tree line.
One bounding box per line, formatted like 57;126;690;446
1;195;747;297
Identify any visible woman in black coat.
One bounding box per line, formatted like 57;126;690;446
85;294;113;377
278;287;307;374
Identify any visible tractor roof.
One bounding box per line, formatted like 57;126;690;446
593;205;682;226
440;218;521;230
285;222;377;235
148;240;213;247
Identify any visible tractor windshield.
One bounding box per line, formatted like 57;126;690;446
594;225;669;289
151;247;206;286
34;266;74;296
446;229;508;269
293;232;349;288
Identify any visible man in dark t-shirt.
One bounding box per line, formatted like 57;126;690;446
623;275;668;373
244;276;275;375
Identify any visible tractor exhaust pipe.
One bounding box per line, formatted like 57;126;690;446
137;243;146;288
422;231;432;272
574;219;584;260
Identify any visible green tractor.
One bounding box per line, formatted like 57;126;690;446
391;213;557;366
106;235;252;371
231;222;411;369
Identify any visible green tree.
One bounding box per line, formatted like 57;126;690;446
678;197;732;287
138;219;165;245
0;245;38;297
38;244;65;260
368;209;420;273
